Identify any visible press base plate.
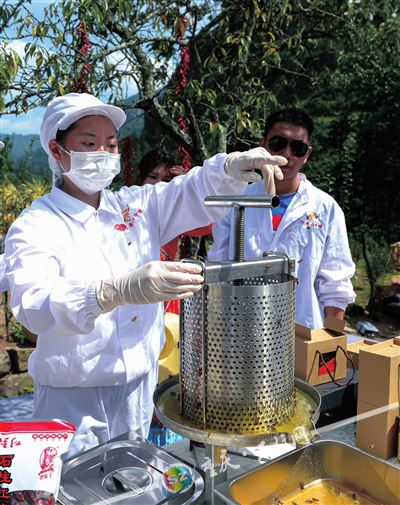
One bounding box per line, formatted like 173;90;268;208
153;375;321;448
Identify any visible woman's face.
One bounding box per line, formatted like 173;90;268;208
59;115;118;171
142;164;172;185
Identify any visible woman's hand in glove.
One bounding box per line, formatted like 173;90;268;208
224;147;287;195
96;261;203;312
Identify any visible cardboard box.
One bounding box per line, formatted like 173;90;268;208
356;399;399;460
295;316;347;386
358;339;400;406
346;339;378;370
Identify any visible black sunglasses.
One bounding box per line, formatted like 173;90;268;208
267;135;309;158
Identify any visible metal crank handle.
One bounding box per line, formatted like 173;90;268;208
204;194;280;208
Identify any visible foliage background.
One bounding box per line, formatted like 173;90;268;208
1;0;399;311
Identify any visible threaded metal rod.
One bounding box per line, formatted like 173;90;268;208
232;204;245;263
232;204;244;286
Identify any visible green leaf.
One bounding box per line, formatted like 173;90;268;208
179;19;186;37
93;3;103;24
118;0;124;19
12;50;22;66
36;54;43;68
207;53;217;67
0;68;11;87
12;58;18;78
173;17;180;35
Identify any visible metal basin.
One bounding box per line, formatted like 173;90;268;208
213;440;400;505
58;432;204;505
154;374;320;448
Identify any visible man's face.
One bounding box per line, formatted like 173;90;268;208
260;121;312;187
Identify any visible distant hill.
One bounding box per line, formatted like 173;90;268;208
5;92;144;172
6;134;42;164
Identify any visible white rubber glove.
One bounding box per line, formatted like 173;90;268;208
224;147;287;195
96;261;203;312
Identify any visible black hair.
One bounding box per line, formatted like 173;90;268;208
136;149;176;186
55;115;117;147
55;122;79;147
264;108;314;141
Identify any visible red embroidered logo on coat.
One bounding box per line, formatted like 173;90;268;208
115;208;143;231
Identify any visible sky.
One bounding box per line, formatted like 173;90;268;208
0;0;142;138
1;1;52;137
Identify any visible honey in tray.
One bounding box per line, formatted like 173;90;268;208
276;479;383;505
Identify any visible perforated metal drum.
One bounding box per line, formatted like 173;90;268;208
179;254;296;435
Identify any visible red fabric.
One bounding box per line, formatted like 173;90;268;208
186;224;213;237
162;237;180;261
161;224;212;261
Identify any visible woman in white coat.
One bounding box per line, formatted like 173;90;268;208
209;108;356;330
4;93;285;458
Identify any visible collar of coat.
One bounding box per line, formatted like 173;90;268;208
50;178;122;223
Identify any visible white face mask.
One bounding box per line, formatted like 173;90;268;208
58;145;121;195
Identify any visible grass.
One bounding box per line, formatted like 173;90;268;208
351;258;399;309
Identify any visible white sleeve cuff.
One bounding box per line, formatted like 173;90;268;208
86;280;105;317
322;299;352;311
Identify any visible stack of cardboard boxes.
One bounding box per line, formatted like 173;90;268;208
294;317;400;461
356;338;400;460
346;339;377;370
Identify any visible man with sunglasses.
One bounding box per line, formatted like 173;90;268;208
209;108;356;330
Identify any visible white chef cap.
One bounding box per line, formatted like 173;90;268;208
40;93;126;176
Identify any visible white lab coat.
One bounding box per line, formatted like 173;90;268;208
0;254;9;293
4;153;245;389
209;174;356;329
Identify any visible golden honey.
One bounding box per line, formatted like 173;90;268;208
231;478;383;505
156;384;317;443
277;479;383;505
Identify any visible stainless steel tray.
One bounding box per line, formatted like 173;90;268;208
213;440;400;505
58;431;204;505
